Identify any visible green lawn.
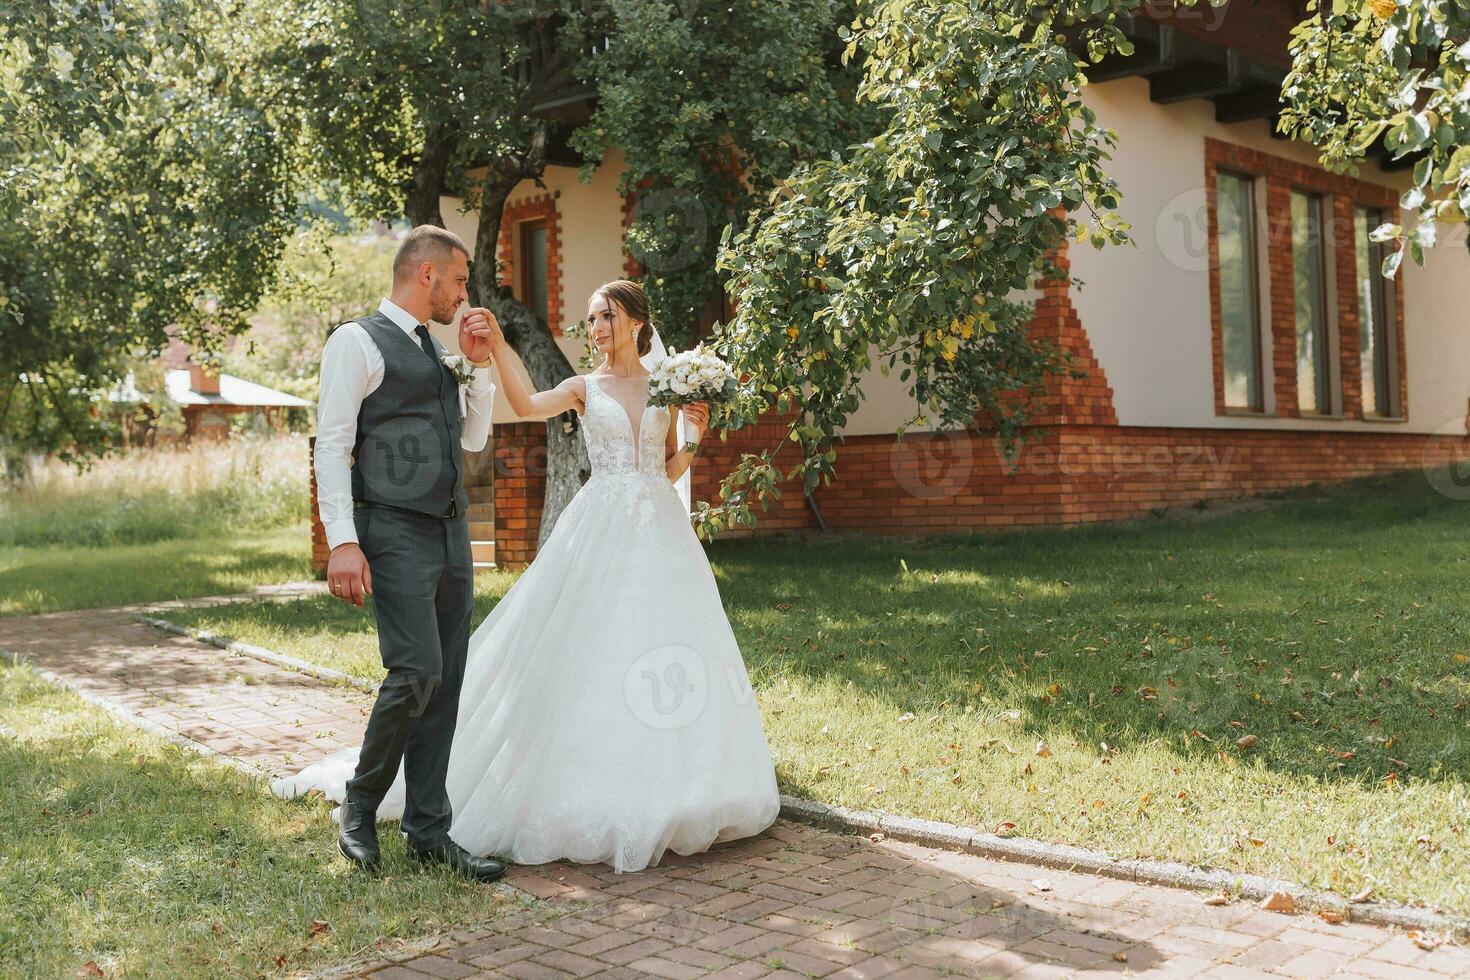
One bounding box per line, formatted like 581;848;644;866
0;435;315;617
0;662;527;978
162;471;1470;918
0;525;314;617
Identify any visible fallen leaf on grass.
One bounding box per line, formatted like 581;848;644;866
1035;740;1051;758
309;920;330;936
1260;891;1295;913
994;821;1017;836
77;964;104;978
1236;734;1259;752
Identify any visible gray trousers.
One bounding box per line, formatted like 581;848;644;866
344;504;473;850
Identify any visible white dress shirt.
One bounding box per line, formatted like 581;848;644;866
314;297;496;550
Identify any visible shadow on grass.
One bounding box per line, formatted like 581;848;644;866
0;662;519;978
0;527;314;617
712;469;1470;789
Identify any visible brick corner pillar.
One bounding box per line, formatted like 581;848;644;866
307;436;329;576
1028;215;1119;429
492;421;549;568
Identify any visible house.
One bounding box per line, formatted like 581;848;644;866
308;2;1470;572
111;355;310;444
165;362;312;440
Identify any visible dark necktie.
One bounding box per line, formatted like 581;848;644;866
413;324;438;365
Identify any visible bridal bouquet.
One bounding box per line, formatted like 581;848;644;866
647;344;737;407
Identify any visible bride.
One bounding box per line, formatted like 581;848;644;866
275;279;781;873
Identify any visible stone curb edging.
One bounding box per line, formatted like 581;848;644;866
132;613;379;695
778;795;1466;939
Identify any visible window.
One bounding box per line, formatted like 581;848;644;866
1290;191;1331;414
1354;206;1397;417
1216;171;1263;411
519;220;549;325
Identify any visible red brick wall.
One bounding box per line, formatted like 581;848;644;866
1028;225;1119;428
315;417;1470;567
309;436;329;575
808;425;1470;535
489;421;548;568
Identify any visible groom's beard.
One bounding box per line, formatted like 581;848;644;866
428;286;459;324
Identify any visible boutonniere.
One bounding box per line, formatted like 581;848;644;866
441;354;477;385
441;354;478;420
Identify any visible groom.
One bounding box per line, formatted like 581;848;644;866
313;224;505;880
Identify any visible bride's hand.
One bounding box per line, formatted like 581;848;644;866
682;401;710;439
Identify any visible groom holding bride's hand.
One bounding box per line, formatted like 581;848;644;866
312;224;506;881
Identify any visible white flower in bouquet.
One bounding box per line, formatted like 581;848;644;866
648;343;738;408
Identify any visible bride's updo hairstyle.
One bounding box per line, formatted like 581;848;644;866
592;279;654;358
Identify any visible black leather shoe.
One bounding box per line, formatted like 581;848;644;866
409;842;507;882
337;801;381;870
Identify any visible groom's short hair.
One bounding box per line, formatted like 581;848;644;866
393;225;470;280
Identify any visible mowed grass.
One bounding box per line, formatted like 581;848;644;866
162;471;1470;916
0;662;526;978
0;526;313;617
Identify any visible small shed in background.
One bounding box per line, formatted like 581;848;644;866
165;364;311;440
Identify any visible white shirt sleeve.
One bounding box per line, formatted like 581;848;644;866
461;367;496;453
313;323;383;550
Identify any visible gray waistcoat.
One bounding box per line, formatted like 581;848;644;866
349;310;467;517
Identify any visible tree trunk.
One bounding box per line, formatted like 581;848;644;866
470;170;588;547
405;122;459;228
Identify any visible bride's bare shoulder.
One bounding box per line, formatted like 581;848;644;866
557;374;591;414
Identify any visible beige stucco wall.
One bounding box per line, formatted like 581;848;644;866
1071;75;1470;436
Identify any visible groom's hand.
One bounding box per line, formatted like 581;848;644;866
459;307;500;364
327;543;372;606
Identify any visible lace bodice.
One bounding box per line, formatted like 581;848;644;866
581;374;670;480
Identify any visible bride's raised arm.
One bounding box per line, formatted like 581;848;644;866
485;317;585;420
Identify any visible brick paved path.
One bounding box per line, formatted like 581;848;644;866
3;602;1467;979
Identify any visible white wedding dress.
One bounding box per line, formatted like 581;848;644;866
273;373;781;872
